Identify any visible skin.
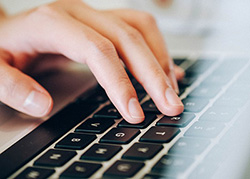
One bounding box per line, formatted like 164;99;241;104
0;0;184;124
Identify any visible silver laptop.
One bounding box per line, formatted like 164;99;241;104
0;1;250;178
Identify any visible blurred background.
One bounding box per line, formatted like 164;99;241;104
0;0;250;53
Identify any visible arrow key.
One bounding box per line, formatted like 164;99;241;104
75;118;115;134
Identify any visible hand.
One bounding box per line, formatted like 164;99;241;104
0;0;184;123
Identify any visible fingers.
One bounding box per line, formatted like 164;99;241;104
0;1;183;121
0;58;53;117
174;65;185;80
22;6;144;123
64;2;184;116
108;9;183;93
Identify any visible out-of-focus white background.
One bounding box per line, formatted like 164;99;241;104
0;0;250;53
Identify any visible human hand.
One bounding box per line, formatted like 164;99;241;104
0;0;184;123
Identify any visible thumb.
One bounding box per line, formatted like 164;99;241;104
0;60;53;117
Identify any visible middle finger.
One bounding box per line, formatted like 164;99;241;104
66;3;184;116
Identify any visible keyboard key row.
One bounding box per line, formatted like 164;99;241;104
61;162;102;178
185;121;225;138
122;143;163;161
94;104;121;119
15;167;55;179
118;113;156;129
140;126;180;143
151;155;194;177
100;127;140;144
76;117;114;134
81;144;122;161
34;149;76;167
55;133;96;150
156;113;195;127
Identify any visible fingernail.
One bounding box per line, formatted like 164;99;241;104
128;98;144;120
175;66;185;80
176;66;185;74
23;90;52;116
165;88;183;106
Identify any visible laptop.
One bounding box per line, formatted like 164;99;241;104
0;1;250;179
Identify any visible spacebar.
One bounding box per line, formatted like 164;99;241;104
0;102;98;179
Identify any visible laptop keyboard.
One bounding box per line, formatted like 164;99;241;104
9;56;250;179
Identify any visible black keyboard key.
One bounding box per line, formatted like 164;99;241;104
189;86;221;98
100;128;140;144
205;145;228;164
60;162;102;178
178;86;186;96
201;73;232;86
213;58;247;74
94;104;121;119
81;144;122;161
188;162;217;179
118;113;156;129
0;100;98;179
138;92;147;101
182;98;209;112
140;126;180;143
184;121;225;138
15;167;55;179
122;143;163;160
199;107;238;123
152;155;194;177
78;87;108;105
225;83;250;98
169;137;210;156
141;100;160;113
55;133;96;150
173;58;186;65
34;149;76;167
134;82;146;93
126;68;134;80
143;174;166;179
156;113;195;127
75;118;114;134
104;160;144;178
214;92;249;108
178;76;197;87
186;59;214;76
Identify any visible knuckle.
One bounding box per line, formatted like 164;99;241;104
139;66;167;94
28;4;62;21
119;27;143;43
109;76;135;96
84;37;117;64
143;67;165;86
117;75;131;88
153;67;165;77
139;12;157;25
90;38;115;57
